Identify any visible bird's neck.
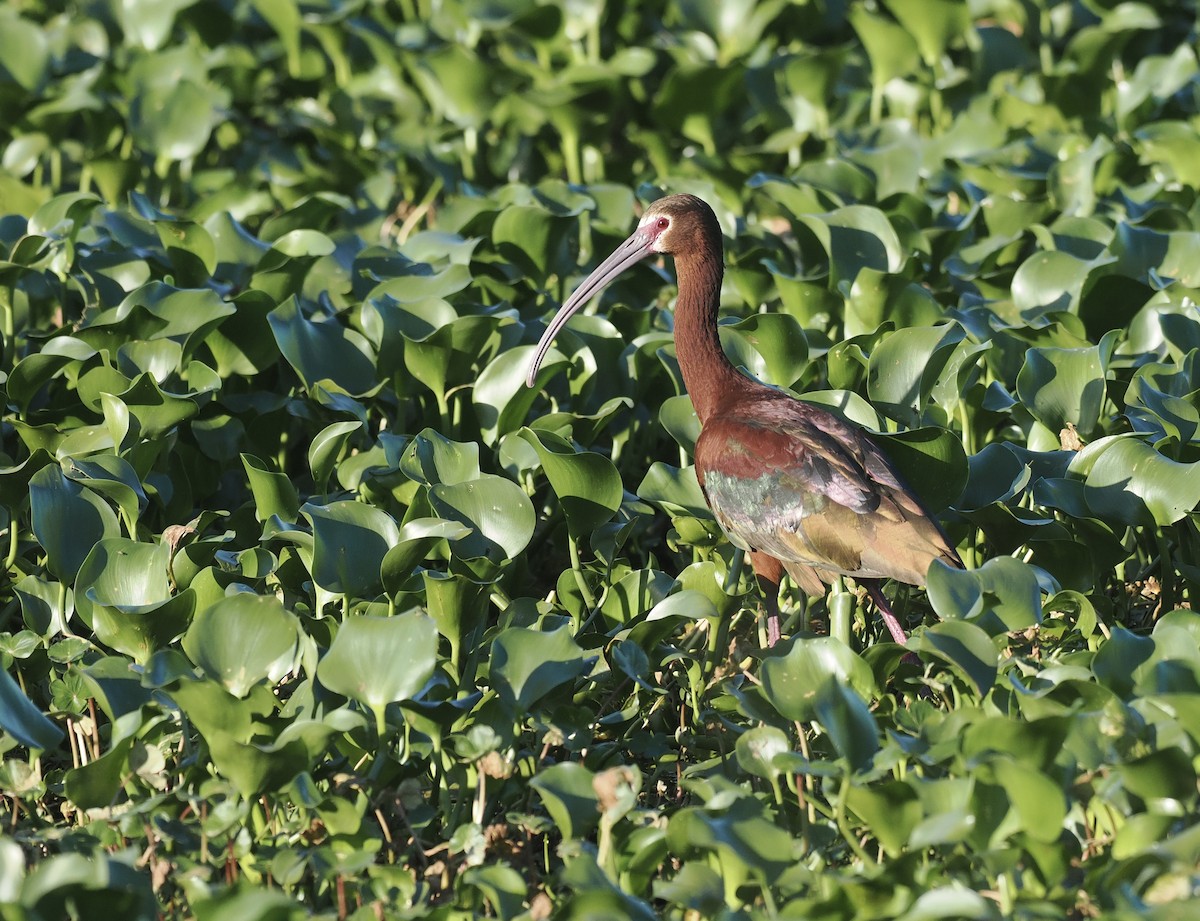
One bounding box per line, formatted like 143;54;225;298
672;250;747;424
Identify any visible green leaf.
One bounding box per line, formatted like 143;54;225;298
846;781;921;857
1016;333;1116;437
268;297;377;395
735;726;790;780
794;206;904;287
29;465;121;582
720;314;809;388
429;475;535;563
916;620;998;696
883;0;973;66
0;9;50;90
1074;435;1200;527
400;429;481;486
927;557;1042;634
992;758;1067;844
308;421;362;495
242;454;301;524
475;346;568;445
0;668;63;751
814;680;880;771
493;204;577;281
529;762;600;839
760;635;878;722
302;501;400;597
519;428;623;539
316;612;439;709
489;625;595;712
77;539;193;663
182;594;300;698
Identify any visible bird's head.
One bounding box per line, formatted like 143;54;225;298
524;194;719;387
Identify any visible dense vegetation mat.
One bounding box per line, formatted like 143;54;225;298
2;0;1200;918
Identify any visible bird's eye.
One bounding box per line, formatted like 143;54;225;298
656;217;670;230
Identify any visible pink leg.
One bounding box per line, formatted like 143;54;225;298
863;580;908;644
749;552;783;646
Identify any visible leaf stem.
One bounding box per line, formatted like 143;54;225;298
835;774;872;866
368;705;389;781
568;535;597;617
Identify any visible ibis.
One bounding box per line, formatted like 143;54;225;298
526;194;962;645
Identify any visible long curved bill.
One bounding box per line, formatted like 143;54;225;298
525;226;655;388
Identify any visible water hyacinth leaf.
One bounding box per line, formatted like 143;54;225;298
1015;333;1116;438
308;421;362;494
429;475;535;563
1093;626;1155;698
268;298;377;395
529;762;600;840
7;337;96;413
493;203;578;281
848;5;920;85
490;625;596;712
518;428;622;539
927;556;1042;633
381;518;473;592
242;454;300;523
867;324;964;426
1113;748;1197;805
404;314;501;407
883;0;973;64
476;346;570;445
316;612;438;709
599;569;674;625
1074;436;1200;527
0;449;55;510
209;716;355;798
814;680;880;771
916;620;997;696
0;668;63;750
992;758;1067;844
154;220;217;286
63;736;135;809
79;540;195;662
659;395;701;453
460;866;528;920
645;589;718;623
1011;250;1097;316
131;79;220;161
845;268;942;339
64;456;146;532
794;206;903;286
760;635;877;722
636;464;710;518
249;0;302;75
0;8;51;90
721;314;809;388
735;725;790;780
423;570;490;668
182;594;300;698
111;374;199;438
665;799;798;885
29;465;120;582
302;501;400;597
845;781;921;857
400;429;481;486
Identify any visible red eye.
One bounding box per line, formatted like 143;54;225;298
656;217;669;230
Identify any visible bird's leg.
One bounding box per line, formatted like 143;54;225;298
749;552;783;646
862;579;908;645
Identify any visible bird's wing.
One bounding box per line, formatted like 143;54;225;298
694;401;960;586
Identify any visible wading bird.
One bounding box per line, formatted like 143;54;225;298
525;194;962;645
